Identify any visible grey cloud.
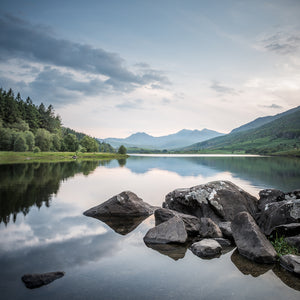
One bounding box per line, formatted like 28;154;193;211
261;103;283;109
262;32;300;55
115;99;145;110
210;81;238;95
0;15;170;91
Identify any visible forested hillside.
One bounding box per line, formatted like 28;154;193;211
0;88;113;152
183;108;300;155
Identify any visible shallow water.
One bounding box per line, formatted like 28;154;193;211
0;155;299;299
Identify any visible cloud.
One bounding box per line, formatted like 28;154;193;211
115;99;145;110
260;103;283;109
0;14;170;94
210;81;238;95
261;32;300;55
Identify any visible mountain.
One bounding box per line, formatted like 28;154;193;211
102;128;225;150
231;106;300;134
183;106;300;155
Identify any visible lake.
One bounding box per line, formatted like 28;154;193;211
0;155;300;299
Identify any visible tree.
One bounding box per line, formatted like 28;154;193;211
14;133;28;152
35;128;52;151
63;133;79;152
24;131;35;151
51;133;62;151
118;145;127;155
80;136;99;152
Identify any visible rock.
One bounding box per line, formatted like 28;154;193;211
270;223;300;238
218;221;233;239
83;191;155;217
231;249;273;277
163;181;258;223
257;199;300;235
190;239;222;258
143;216;188;244
93;215;150;235
284;235;300;252
273;264;300;291
21;271;65;289
199;218;223;238
212;238;232;247
154;208;201;236
258;189;285;211
231;211;277;263
279;255;300;275
144;242;188;261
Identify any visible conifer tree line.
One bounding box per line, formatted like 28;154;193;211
0;88;114;152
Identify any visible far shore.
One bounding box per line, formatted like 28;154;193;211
0;151;128;164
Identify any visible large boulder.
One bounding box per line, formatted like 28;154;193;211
199;218;223;238
279;255;300;276
83;191;155;218
257;199;300;235
22;271;65;289
270;223;300;238
190;239;222;258
258;189;285;211
154;208;201;236
143;216;188;244
231;211;277;263
163;181;258;223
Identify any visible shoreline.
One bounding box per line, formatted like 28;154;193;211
0;151;128;164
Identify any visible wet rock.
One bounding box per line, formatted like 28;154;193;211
273;264;300;291
144;242;188;261
22;271;65;289
232;211;277;263
199;218;223;238
143;216;188;244
270;223;300;238
231;249;273;277
257;199;300;235
212;237;232;247
163;181;258;223
279;255;300;276
83;191;155;217
190;239;222;258
155;208;200;236
218;221;233;240
284;235;300;252
258;189;285;211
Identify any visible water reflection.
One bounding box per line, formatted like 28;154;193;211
0;161;100;224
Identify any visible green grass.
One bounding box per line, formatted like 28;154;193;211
0;151;128;164
270;234;299;257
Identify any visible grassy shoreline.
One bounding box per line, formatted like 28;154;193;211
0;151;128;164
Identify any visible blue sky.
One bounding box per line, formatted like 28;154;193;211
1;0;300;138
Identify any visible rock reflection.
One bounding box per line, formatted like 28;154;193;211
92;215;150;235
144;242;188;260
272;264;300;291
231;249;273;277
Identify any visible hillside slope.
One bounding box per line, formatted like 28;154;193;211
183;108;300;155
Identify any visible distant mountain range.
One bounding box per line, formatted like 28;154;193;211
183;106;300;155
101;128;225;150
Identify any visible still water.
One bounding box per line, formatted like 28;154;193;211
0;155;300;299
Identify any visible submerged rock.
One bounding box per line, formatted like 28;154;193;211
22;271;65;289
83;191;155;217
143;216;188;244
190;239;222;258
231;211;277;264
279;255;300;276
163;181;258;223
155;208;201;236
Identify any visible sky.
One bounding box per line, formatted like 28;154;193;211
0;0;300;138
